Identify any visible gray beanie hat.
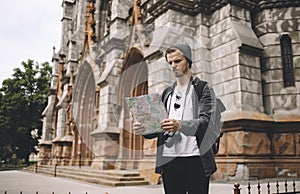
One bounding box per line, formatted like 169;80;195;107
165;44;192;68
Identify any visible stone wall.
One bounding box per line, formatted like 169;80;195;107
214;119;300;180
40;0;300;182
198;3;300;181
253;7;300;115
207;4;265;114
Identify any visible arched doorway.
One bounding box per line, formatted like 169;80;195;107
117;47;148;169
72;62;96;166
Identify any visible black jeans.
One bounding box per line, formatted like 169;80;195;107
162;156;210;194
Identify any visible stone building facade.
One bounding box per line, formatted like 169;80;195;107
39;0;300;182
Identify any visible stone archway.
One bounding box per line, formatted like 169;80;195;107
72;61;97;166
117;47;148;169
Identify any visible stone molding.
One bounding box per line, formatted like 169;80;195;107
102;38;126;56
90;127;121;136
222;115;300;133
144;0;300;22
256;0;300;11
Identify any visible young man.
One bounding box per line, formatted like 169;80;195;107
133;44;217;194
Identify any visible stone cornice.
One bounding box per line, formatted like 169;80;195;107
144;0;236;22
239;44;263;57
144;0;300;22
198;0;230;14
146;0;195;22
102;38;126;54
222;110;300;133
227;0;256;11
230;0;300;12
255;0;300;11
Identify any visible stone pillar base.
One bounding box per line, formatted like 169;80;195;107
91;158;116;170
90;131;119;169
114;158;159;184
70;157;80;166
50;140;73;166
213;157;300;181
217;116;300;181
137;158;160;185
60;159;71;166
61;141;72;166
50;142;63;165
114;158;140;170
38;143;52;165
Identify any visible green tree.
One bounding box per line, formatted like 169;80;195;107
0;59;52;164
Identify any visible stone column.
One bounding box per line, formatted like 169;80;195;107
52;83;72;165
91;83;120;169
39;49;60;165
90;0;129;169
91;43;124;169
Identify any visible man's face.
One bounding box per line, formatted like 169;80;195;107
166;49;190;78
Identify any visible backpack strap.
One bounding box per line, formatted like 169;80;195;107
192;77;226;155
161;86;174;110
191;77;208;101
161;77;208;111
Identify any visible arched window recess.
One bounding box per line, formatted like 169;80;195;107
280;34;295;87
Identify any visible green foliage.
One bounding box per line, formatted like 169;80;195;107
0;59;52;164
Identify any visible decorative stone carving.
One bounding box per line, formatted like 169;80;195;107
296;133;300;156
225;131;271;155
273;133;295;155
38;145;52;165
212;162;237;180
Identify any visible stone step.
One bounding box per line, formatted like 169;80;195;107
26;165;141;176
22;165;149;187
27;165;143;180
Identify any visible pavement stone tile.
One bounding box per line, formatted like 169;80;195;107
0;171;299;194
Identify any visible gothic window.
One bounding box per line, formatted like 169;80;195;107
280;34;295;87
97;0;112;40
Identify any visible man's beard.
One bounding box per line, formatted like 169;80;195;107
173;67;188;77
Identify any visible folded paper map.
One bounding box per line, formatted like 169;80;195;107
125;93;167;135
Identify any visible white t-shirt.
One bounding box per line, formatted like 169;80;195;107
162;85;200;157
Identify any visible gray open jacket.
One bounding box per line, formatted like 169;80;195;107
143;77;217;177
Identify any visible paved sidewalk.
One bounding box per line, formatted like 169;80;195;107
0;170;232;194
0;170;299;194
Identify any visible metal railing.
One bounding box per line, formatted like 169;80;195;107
233;180;298;194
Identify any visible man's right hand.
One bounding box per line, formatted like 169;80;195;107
132;122;145;135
